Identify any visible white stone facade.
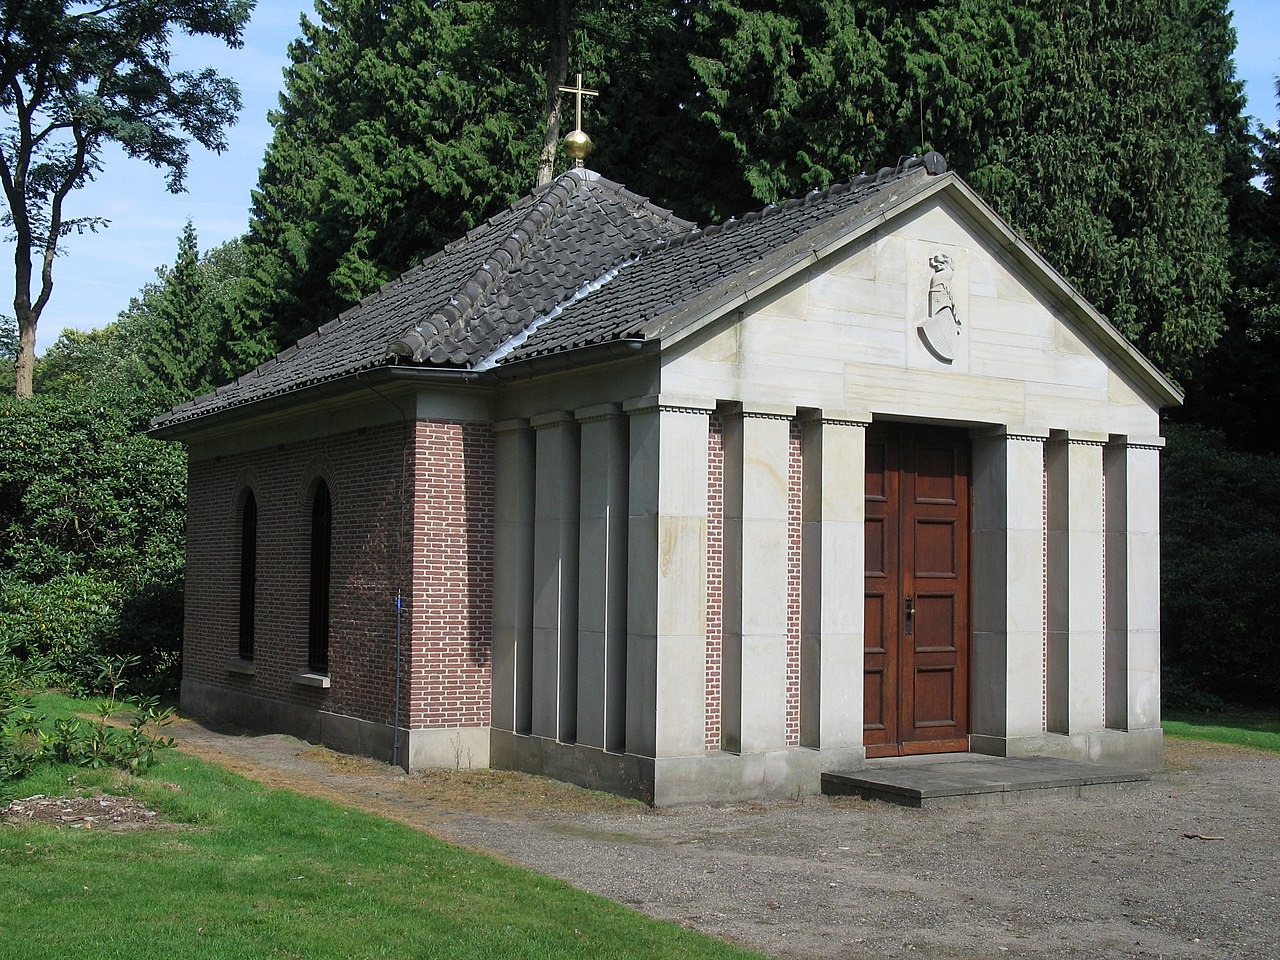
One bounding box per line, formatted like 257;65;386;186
489;181;1172;803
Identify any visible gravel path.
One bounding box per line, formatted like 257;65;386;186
166;720;1279;960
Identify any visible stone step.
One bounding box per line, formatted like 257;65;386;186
822;754;1151;809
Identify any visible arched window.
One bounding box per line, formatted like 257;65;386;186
238;491;257;661
308;481;332;673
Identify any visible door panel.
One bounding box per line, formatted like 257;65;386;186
862;431;898;746
865;424;970;757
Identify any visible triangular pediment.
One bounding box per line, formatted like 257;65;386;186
658;181;1177;433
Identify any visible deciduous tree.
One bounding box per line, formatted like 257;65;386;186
0;0;251;398
0;385;187;691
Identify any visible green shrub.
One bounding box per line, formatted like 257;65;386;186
1161;422;1280;707
0;656;175;784
0;389;186;692
0;682;44;781
0;574;123;692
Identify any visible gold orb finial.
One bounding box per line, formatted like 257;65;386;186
564;128;593;162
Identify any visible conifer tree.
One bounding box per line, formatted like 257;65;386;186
1179;80;1280;452
139;222;217;401
227;0;1245;383
29;230;243;408
669;0;1239;379
968;0;1239;379
230;0;552;364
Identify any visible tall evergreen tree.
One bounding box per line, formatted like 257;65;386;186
1179;79;1280;452
1238;85;1280;344
668;0;1238;380
140;222;216;401
33;230;245;406
679;1;896;211
230;0;555;365
969;0;1238;380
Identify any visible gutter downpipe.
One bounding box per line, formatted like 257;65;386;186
393;588;403;767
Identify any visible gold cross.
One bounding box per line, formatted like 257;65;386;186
558;72;598;133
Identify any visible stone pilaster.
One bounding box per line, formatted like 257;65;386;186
1105;436;1164;732
970;428;1048;748
575;403;629;752
623;395;711;760
491;419;534;735
1045;431;1106;735
798;411;868;757
530;411;580;742
721;403;794;754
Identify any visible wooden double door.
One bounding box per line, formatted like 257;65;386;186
864;423;971;758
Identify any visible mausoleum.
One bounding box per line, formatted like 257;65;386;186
153;151;1176;804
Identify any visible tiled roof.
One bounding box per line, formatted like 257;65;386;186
385;171;695;366
153;155;941;431
507;156;941;362
153;169;694;429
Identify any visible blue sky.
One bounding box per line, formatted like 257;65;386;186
10;0;1280;354
10;1;315;354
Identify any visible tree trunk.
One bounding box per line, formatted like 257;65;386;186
13;305;35;398
536;0;571;187
10;226;37;399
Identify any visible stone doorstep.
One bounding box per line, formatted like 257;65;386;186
821;754;1151;809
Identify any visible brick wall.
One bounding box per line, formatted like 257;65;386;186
786;418;803;745
184;457;239;686
703;412;801;750
705;413;724;749
184;416;495;735
184;423;410;724
408;421;495;729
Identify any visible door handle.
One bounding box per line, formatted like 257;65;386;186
904;595;914;635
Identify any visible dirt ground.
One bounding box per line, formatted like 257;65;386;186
94;721;1280;959
0;792;163;830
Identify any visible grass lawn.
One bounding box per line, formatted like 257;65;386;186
0;695;764;960
1163;708;1280;753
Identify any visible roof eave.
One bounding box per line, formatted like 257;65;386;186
148;363;486;442
488;337;652;381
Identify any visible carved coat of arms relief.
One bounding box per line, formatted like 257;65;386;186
918;252;961;362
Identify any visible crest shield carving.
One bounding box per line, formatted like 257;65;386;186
918;253;960;362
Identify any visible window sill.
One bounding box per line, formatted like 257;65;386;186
293;670;331;689
225;658;256;676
